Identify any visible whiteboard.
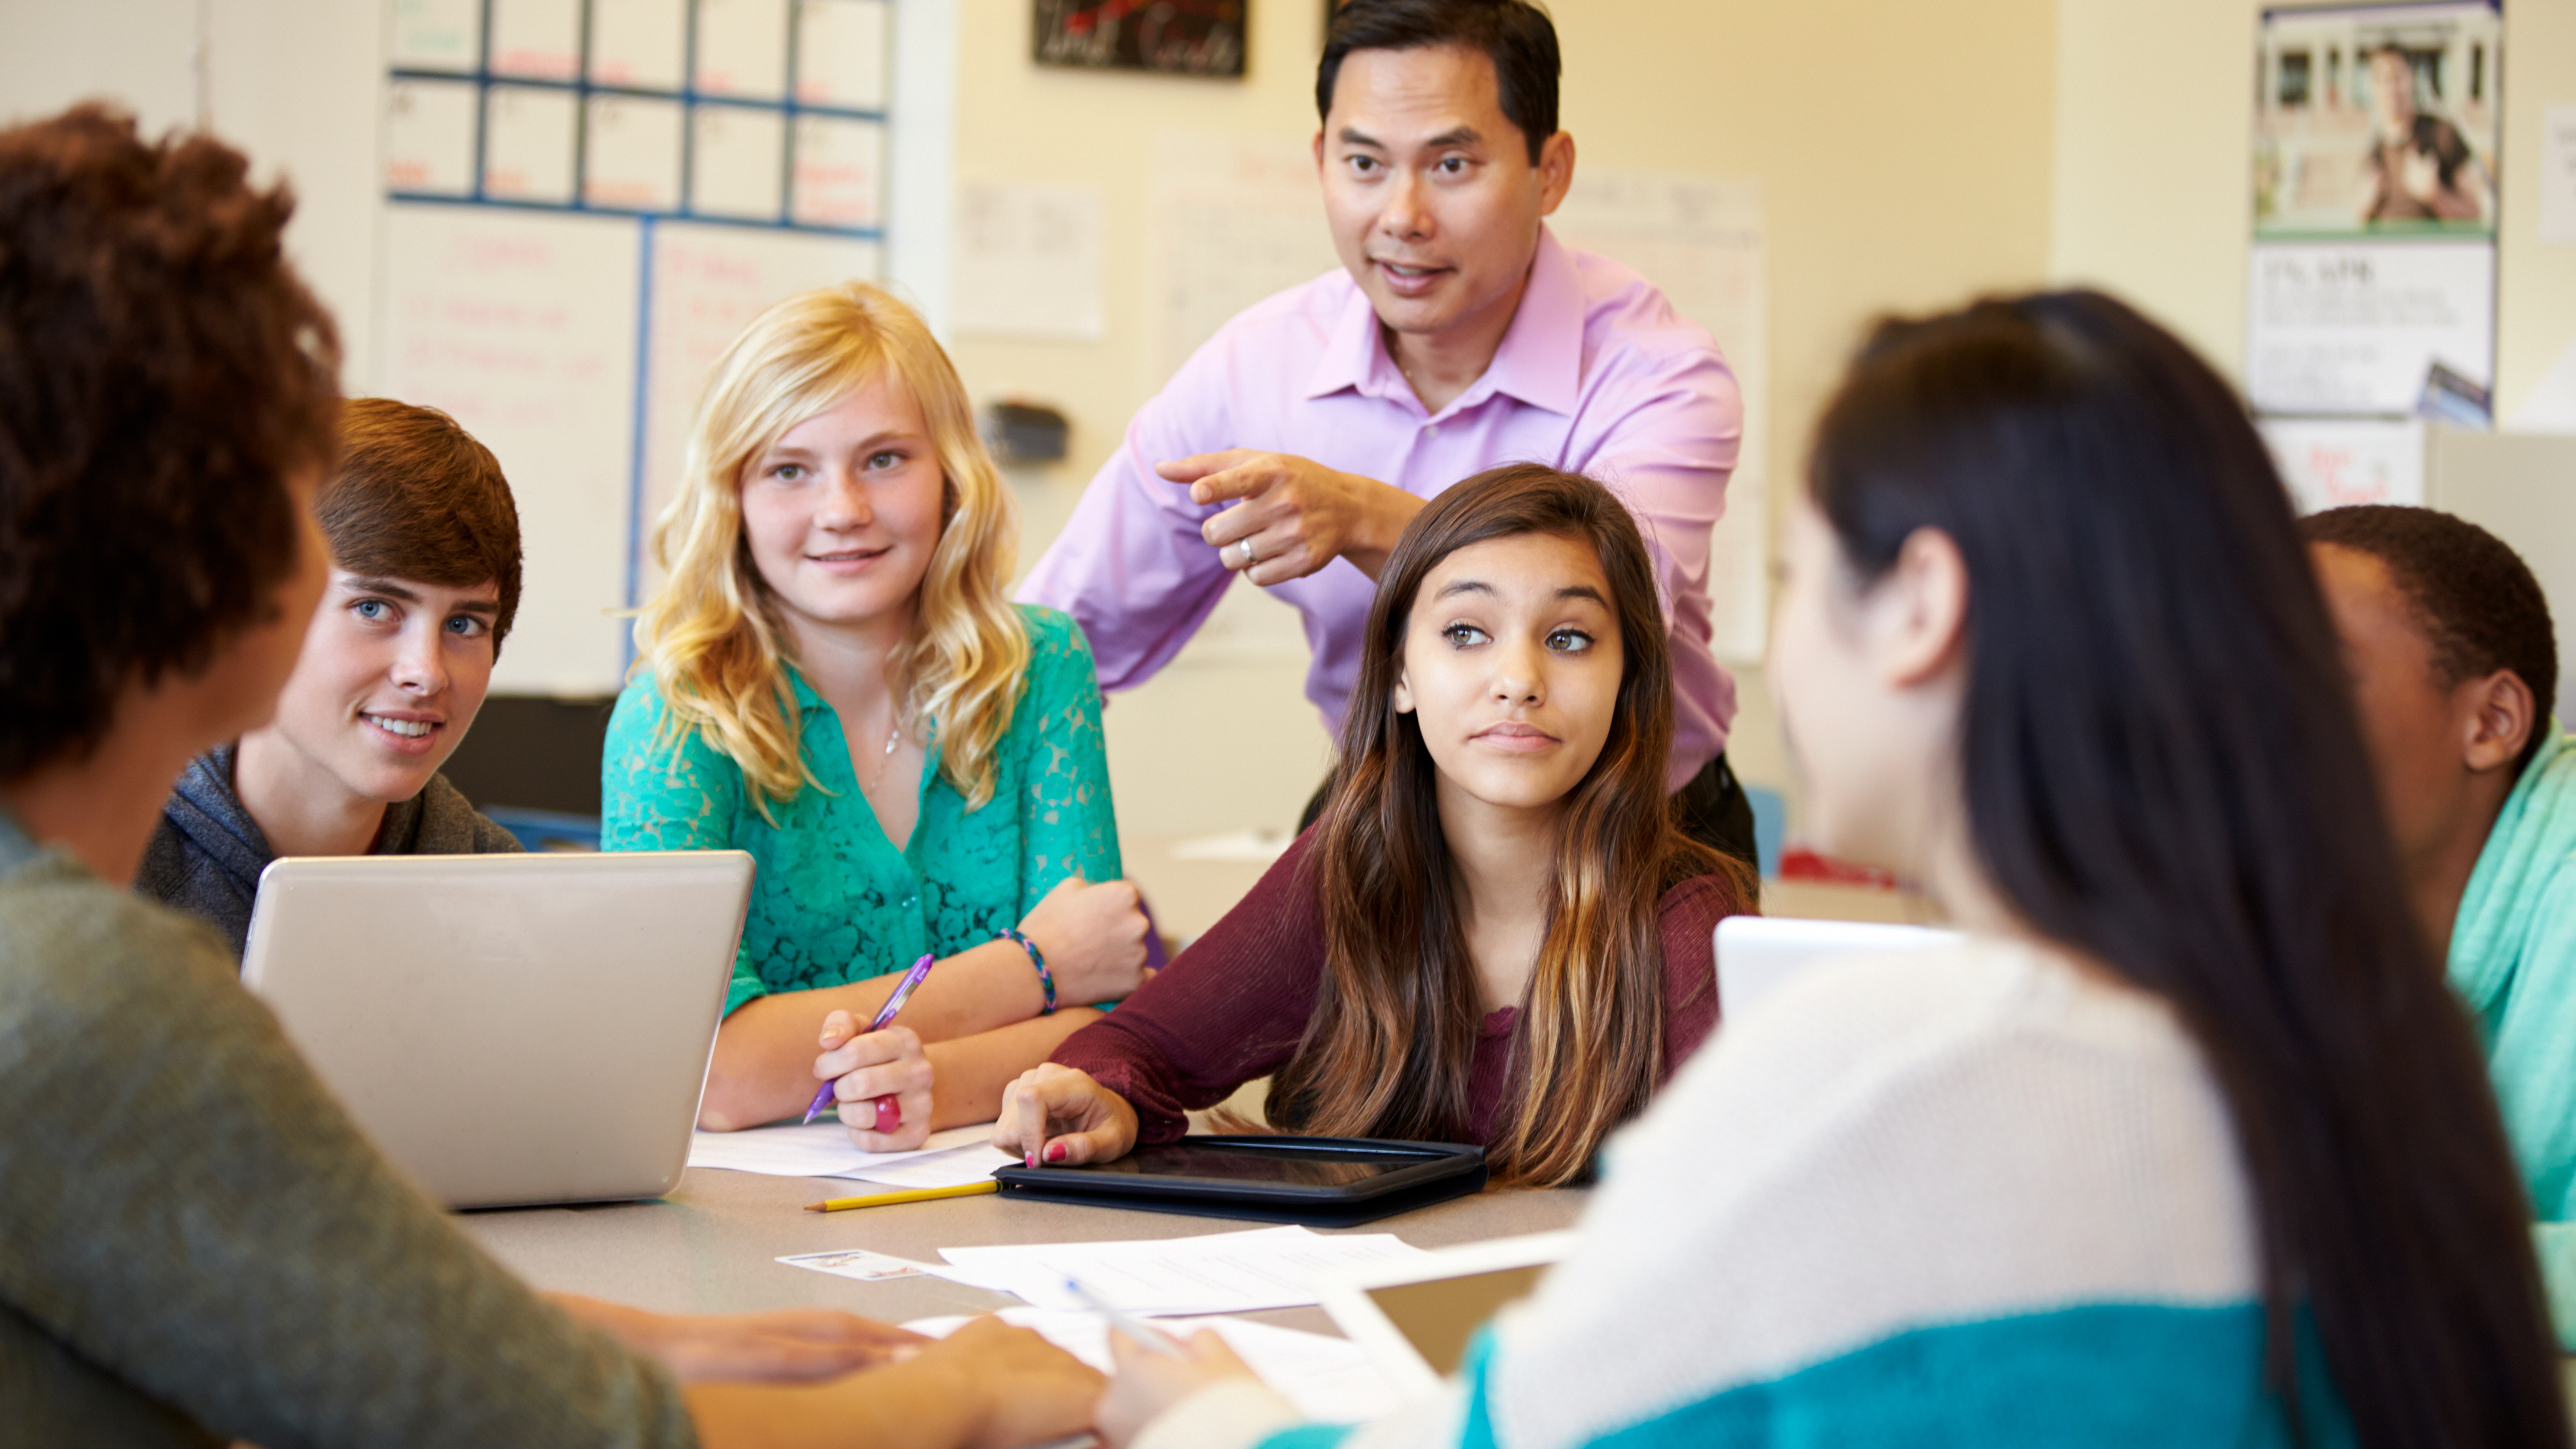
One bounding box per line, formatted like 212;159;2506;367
378;204;642;695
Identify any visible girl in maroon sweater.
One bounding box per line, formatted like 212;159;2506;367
995;465;1757;1186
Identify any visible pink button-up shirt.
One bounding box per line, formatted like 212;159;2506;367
1020;227;1742;790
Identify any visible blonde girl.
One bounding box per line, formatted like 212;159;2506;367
605;281;1149;1145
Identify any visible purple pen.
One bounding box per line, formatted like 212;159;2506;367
802;951;939;1125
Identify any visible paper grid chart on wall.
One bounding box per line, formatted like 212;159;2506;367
377;0;892;694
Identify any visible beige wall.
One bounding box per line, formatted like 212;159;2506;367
956;0;2061;844
2050;0;2576;422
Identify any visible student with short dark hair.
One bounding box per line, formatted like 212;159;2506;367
0;102;1095;1448
1095;294;2568;1449
138;397;525;956
2302;503;2576;1343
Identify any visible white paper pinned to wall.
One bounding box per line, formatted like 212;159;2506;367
379;205;641;695
488;0;582;80
590;0;688;89
384;78;478;195
1553;169;1771;663
953;181;1105;340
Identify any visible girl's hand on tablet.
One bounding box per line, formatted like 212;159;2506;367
992;1063;1138;1166
814;1012;933;1151
1095;1327;1262;1448
1018;875;1153;1003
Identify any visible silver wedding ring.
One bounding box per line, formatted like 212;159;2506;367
1236;538;1256;566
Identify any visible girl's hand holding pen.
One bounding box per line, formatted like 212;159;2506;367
813;1010;933;1151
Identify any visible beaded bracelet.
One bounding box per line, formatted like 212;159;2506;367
997;928;1055;1014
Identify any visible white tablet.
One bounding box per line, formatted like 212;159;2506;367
1314;1230;1579;1401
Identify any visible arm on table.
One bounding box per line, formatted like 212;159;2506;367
689;1317;1102;1449
995;837;1328;1162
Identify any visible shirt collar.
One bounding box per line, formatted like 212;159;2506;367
0;806;38;877
1299;225;1583;418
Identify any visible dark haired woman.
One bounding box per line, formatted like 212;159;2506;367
0;104;1094;1446
995;464;1757;1188
1091;292;2569;1448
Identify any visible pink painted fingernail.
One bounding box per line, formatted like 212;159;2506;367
1025;1150;1038;1169
1046;1141;1067;1163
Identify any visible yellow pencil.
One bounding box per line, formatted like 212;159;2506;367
802;1180;1000;1212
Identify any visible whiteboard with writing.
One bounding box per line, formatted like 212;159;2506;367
379;204;641;695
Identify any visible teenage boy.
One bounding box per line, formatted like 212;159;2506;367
140;398;522;956
0;103;1094;1446
2303;504;2576;1343
1019;0;1756;860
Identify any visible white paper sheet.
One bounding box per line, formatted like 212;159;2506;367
907;1308;1406;1424
790;115;887;230
483;85;580;204
489;0;582;79
931;1226;1434;1317
779;1248;940;1282
796;0;891;110
689;104;787;221
384;78;478;195
2545;106;2576;247
584;94;684;211
389;0;482;72
952;182;1104;340
695;0;791;99
687;1120;1015;1186
590;0;689;90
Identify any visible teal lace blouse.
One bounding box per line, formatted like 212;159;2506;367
603;605;1122;1016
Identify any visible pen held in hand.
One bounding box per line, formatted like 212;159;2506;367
1063;1276;1186;1359
803;951;941;1126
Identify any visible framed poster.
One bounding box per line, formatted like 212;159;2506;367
1034;0;1247;78
2248;2;2500;420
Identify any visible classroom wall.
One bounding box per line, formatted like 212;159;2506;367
2049;0;2576;422
952;0;2062;843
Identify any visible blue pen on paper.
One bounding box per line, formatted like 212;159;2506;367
802;952;939;1126
1063;1277;1186;1359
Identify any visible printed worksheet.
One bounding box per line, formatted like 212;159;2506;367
905;1308;1406;1423
687;1121;1013;1187
930;1226;1434;1316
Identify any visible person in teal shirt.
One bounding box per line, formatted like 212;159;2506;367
607;280;1151;1145
2305;504;2576;1345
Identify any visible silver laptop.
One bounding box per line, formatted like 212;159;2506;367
1715;915;1962;1020
241;851;753;1210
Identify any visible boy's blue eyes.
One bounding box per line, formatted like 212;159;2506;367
351;598;488;638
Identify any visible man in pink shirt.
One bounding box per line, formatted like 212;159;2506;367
1019;0;1751;860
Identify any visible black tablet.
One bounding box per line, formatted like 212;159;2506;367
991;1135;1488;1227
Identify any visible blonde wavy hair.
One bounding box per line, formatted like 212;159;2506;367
633;280;1029;814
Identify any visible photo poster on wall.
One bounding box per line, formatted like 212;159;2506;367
2248;0;2499;505
373;0;893;695
1141;133;1774;665
1033;0;1247;78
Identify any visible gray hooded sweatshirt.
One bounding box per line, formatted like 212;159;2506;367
136;743;523;959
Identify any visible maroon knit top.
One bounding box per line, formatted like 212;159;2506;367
1052;832;1754;1149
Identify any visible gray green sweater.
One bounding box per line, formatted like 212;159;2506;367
137;742;522;958
0;809;694;1446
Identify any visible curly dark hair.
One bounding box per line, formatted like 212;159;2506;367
0;104;340;779
2302;504;2558;773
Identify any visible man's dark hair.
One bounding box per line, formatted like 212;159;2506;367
2303;504;2558;773
1318;0;1560;165
0;104;341;779
328;399;523;652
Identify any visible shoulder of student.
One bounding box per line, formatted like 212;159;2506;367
0;857;241;1085
413;773;526;855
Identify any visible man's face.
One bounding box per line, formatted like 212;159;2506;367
2370;51;2417;122
1314;44;1572;346
2312;543;2478;869
261;568;502;808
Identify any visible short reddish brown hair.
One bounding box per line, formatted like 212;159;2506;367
322;398;523;651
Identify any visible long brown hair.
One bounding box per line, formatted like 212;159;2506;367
1265;465;1751;1186
1811;292;2565;1443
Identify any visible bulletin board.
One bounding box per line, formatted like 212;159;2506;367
373;0;896;695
